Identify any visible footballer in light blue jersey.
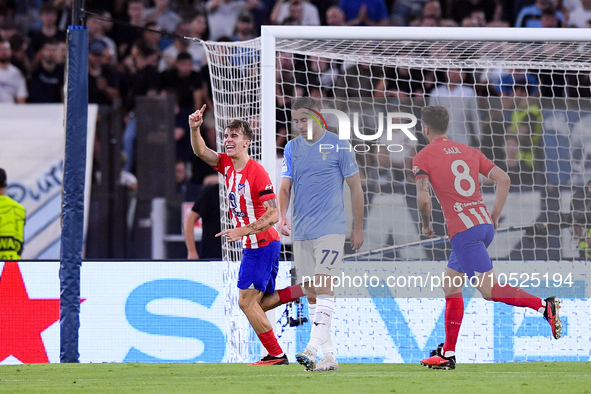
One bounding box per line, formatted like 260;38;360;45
279;97;364;372
281;129;359;240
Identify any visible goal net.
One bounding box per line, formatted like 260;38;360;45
202;27;591;363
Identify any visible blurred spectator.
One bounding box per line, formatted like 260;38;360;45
206;0;257;41
496;69;539;98
122;40;161;173
160;51;208;161
159;22;192;72
339;0;389;26
111;0;145;59
567;0;591;27
12;0;42;34
375;112;418;192
428;68;481;147
189;11;209;41
87;39;120;105
0;168;26;260
0;20;19;41
28;2;65;56
501;134;535;190
451;0;500;25
515;0;564;27
144;0;181;35
391;0;429;26
233;10;256;41
298;55;340;96
0;37;27;103
141;21;165;52
183;177;222;260
506;82;543;178
423;0;442;20
8;33;31;79
86;11;118;65
570;180;591;259
270;0;320;25
175;158;201;200
385;66;433;100
28;37;64;103
540;7;561;27
325;5;346;26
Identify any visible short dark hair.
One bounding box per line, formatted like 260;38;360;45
226;119;253;141
421;106;449;134
0;168;6;188
291;97;318;111
39;2;58;15
176;51;192;62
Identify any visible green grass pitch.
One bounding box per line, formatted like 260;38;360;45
0;362;589;393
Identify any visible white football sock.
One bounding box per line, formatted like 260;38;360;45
306;297;334;354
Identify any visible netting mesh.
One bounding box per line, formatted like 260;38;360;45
201;33;591;363
202;38;262;264
205;36;591;263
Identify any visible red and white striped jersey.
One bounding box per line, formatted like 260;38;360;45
214;153;280;249
412;137;497;240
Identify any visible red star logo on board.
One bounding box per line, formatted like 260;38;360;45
0;261;61;363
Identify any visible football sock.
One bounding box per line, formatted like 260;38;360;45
257;329;283;357
308;303;316;325
442;292;463;357
491;283;543;312
307;297;334;354
277;284;305;305
320;299;335;357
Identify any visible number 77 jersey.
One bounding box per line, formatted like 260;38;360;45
412;137;497;240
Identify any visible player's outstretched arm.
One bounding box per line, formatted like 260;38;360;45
189;104;219;167
277;178;292;236
183;210;201;260
346;173;365;250
487;166;511;230
216;199;279;242
417;177;435;238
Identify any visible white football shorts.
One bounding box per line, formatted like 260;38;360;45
293;234;346;284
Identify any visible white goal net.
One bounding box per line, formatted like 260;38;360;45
201;27;591;363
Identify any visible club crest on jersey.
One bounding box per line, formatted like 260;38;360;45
229;192;238;209
237;183;245;196
444;146;461;154
320;151;331;161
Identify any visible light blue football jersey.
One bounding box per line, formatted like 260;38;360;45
281;130;359;241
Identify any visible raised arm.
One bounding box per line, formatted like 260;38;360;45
345;173;364;250
487;166;511;230
417;177;435;238
189;104;219;167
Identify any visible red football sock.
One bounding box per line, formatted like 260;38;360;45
491;283;542;311
257;329;283;357
277;284;305;305
442;292;464;355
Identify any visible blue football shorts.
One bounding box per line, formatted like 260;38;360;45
448;224;495;278
237;240;281;293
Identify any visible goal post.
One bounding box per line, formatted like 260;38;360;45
201;26;591;363
258;26;591;262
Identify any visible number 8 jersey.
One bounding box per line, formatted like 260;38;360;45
412;137;497;240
